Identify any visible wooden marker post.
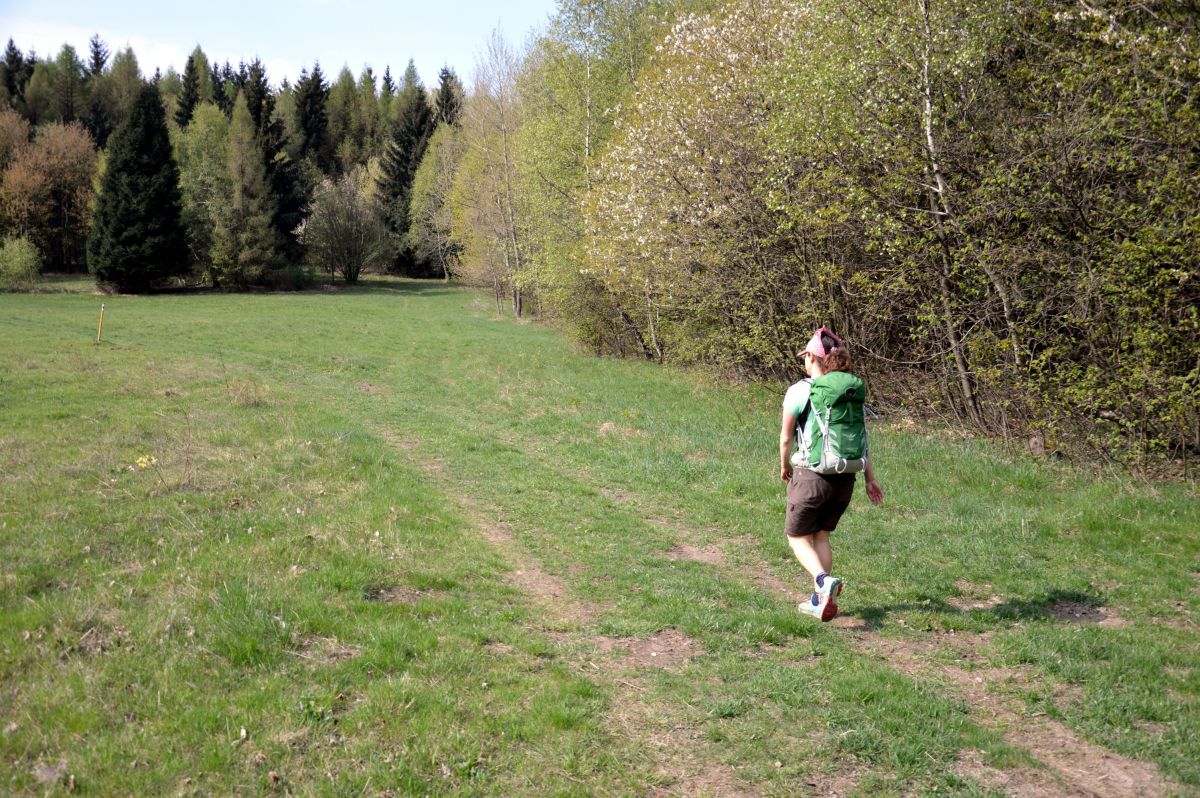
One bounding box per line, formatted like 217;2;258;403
96;303;105;344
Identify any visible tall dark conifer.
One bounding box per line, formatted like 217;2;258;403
175;53;200;126
1;40;35;108
210;61;237;116
433;66;464;126
293;63;330;171
86;35;109;76
81;36;114;144
238;59;307;263
377;62;435;272
87;83;187;292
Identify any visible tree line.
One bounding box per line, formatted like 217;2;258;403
426;0;1196;470
0;36;464;287
0;0;1196;470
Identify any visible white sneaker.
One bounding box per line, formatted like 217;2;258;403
799;592;838;622
817;575;843;602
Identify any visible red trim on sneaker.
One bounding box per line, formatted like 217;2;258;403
821;600;839;622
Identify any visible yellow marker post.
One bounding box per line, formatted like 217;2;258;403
96;303;105;344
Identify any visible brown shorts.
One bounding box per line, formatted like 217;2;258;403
785;469;856;537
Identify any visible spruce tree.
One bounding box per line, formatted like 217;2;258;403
87;82;187;292
1;40;35;108
377;61;434;272
433;66;464;126
210;63;225;114
379;66;395;126
293;63;330;170
239;59;306;263
210;92;282;288
175;52;200;127
82;35;114;144
86;35;109;77
187;47;214;105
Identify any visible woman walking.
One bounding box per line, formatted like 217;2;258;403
779;327;884;621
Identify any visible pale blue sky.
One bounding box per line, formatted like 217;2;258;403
0;0;558;89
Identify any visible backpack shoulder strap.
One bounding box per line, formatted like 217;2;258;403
792;378;813;429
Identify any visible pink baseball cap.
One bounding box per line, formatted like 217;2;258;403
799;326;842;358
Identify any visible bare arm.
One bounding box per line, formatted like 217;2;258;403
864;458;884;505
779;407;796;482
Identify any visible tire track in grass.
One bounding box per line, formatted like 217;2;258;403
862;634;1176;798
376;429;599;628
591;485;1182;798
373;428;762;797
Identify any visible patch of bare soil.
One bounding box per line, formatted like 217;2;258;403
293;635;361;665
376;429;420;450
378;426;601;631
866;635;1177;798
828;615;868;631
483;640;517;656
949;579;1005;611
794;770;871;798
649;763;759;797
71;623;128;657
503;561;599;626
596;421;645;438
743;567;808;604
31;760;73;789
597;628;703;671
955;748;1070;798
362;585;431;604
665;544;726;566
1050;600;1129;628
605;679;762;798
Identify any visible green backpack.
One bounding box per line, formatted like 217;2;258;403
796;371;868;474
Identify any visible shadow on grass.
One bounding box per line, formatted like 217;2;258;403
850;588;1107;631
342;278;457;296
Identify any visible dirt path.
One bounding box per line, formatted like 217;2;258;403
597;486;1183;798
378;430;761;797
379;429;1181;797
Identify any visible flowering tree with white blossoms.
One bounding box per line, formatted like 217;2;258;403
585;0;806;372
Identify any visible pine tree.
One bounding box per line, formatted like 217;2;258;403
1;40;35;110
210;92;282;288
86;35;109;77
238;60;306;263
293;63;330;170
379;65;396;126
187;47;214;105
433;66;464;126
377;61;435;273
87;82;187;292
175;53;200;126
241;59;271;133
210;61;236;116
356;67;380;156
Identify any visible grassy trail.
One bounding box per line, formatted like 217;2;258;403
1;279;1197;796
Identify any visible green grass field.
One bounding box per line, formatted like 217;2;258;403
2;278;1197;797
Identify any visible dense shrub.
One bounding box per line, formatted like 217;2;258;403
0;235;41;290
304;169;389;284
